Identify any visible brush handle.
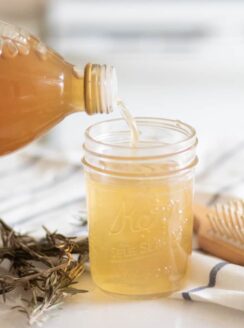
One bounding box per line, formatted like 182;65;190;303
193;203;244;266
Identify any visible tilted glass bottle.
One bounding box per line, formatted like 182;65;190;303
0;21;118;155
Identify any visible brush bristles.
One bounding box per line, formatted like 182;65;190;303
207;200;244;247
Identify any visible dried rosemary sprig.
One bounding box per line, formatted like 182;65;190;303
0;219;89;326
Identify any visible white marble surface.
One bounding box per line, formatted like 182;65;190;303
4;273;242;328
2;272;243;328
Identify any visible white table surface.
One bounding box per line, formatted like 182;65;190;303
2;272;243;328
3;272;243;328
49;274;244;328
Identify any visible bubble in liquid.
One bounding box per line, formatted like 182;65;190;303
35;42;48;60
17;42;30;56
0;39;3;56
3;40;18;58
0;23;32;59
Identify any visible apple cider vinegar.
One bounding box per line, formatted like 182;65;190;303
0;21;118;155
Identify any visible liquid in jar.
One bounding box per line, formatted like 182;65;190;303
87;170;193;295
83;118;197;296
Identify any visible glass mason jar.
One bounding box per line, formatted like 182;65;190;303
83;117;198;296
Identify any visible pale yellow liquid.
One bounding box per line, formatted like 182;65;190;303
118;100;140;146
87;167;193;295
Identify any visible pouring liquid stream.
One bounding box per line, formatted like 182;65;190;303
117;100;140;147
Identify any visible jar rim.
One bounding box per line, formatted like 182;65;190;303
83;117;197;178
84;117;197;159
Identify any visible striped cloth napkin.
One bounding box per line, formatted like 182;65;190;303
0;143;244;312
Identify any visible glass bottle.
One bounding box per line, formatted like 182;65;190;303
0;21;118;155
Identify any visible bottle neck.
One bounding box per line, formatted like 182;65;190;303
84;64;118;115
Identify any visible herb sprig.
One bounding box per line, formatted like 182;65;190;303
0;219;89;326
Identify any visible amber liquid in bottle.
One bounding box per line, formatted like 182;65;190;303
0;22;117;156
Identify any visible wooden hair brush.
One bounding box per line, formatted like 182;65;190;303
194;200;244;265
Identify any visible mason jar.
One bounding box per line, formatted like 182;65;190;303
83;117;198;296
